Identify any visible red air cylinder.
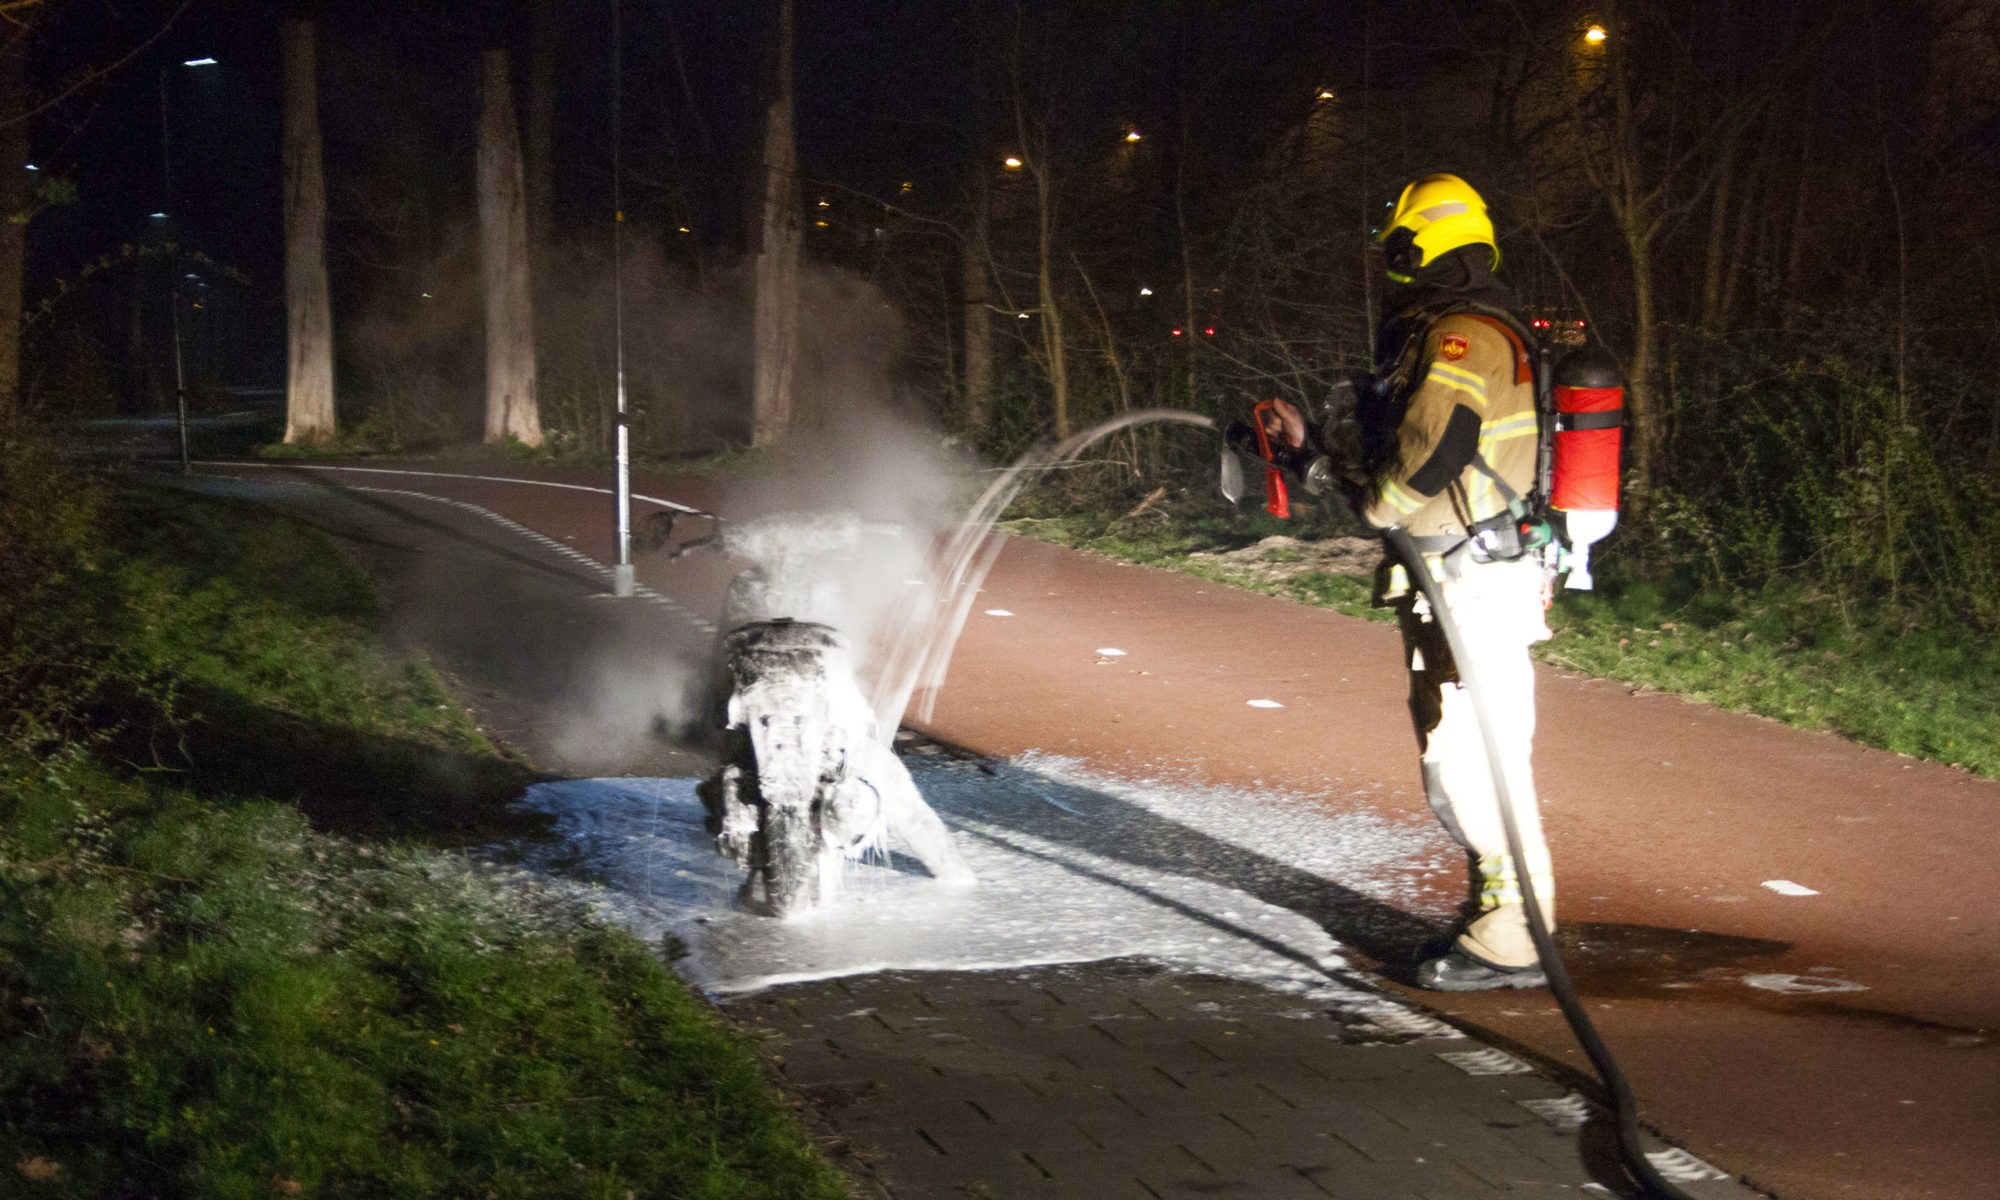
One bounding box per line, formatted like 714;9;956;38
1549;346;1623;589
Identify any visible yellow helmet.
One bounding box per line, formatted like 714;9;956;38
1377;173;1498;284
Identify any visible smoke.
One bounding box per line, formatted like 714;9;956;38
343;221;975;759
712;267;978;692
543;624;716;773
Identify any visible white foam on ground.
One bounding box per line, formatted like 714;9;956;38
1761;879;1819;896
515;752;1450;1001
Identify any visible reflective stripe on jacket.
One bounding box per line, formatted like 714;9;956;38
1360;313;1536;539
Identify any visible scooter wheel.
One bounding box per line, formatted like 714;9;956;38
759;808;821;917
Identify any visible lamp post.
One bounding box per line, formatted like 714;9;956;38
610;0;634;597
159;56;216;474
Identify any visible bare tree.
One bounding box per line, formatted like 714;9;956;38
960;90;995;434
282;17;335;444
1008;43;1071;439
1525;3;1773;505
0;22;29;425
477;47;541;447
750;0;800;447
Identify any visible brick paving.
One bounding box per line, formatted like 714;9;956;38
732;959;1767;1199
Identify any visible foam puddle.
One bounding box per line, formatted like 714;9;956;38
516;753;1450;1004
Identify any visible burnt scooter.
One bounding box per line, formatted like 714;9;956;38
677;512;973;917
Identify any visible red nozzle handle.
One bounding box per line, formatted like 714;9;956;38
1250;400;1292;519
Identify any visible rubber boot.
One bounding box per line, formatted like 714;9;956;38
1415;947;1547;992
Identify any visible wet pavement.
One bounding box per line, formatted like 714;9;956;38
174;459;2000;1200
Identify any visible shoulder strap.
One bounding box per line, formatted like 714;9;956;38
1459;315;1534;385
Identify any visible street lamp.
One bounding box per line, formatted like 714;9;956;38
1584;25;1607;43
160;54;217;474
609;1;634;597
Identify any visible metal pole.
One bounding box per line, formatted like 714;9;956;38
161;69;190;474
170;272;190;474
610;0;635;596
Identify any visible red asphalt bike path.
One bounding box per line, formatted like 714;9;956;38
212;459;2000;1200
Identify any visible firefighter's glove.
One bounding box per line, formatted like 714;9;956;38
1225;417;1324;489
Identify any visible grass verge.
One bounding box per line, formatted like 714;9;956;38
1005;503;1394;625
1005;498;2000;779
0;459;849;1198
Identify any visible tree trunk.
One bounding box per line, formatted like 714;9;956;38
1697;128;1739;345
960;90;994;435
1779;115;1814;330
961;191;993;434
1175;117;1198;413
750;0;800;447
0;26;29;426
1034;158;1069;439
281;19;336;444
478;48;541;446
1624;224;1660;501
1720;115;1772;333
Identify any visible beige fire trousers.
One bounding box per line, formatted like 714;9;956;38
1395;555;1554;969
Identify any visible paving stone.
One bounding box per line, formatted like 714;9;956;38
731;961;1767;1200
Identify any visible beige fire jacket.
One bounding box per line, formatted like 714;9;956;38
1359;312;1538;540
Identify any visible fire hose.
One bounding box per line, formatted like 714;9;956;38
1384;525;1700;1200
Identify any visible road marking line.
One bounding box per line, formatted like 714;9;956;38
179;469;719;637
1349;1003;1462;1040
343;485;718;635
1760;879;1818;896
1645;1148;1729;1182
191;460;705;514
1246;699;1284;709
1741;973;1866;995
1519;1093;1599;1130
1437;1047;1533;1076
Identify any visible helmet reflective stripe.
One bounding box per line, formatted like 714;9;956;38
1415;201;1470;222
1379;173;1499;283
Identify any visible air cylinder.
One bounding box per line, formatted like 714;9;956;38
1550;346;1623;590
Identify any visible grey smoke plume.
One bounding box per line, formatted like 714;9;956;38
342;221;973;762
714;268;977;692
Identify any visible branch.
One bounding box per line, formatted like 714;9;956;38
0;3;191;130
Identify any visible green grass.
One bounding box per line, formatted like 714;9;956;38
1004;499;2000;779
1538;579;2000;776
1003;501;1390;621
0;466;851;1198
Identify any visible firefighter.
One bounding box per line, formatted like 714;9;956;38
1264;173;1554;990
1370;173;1554;990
